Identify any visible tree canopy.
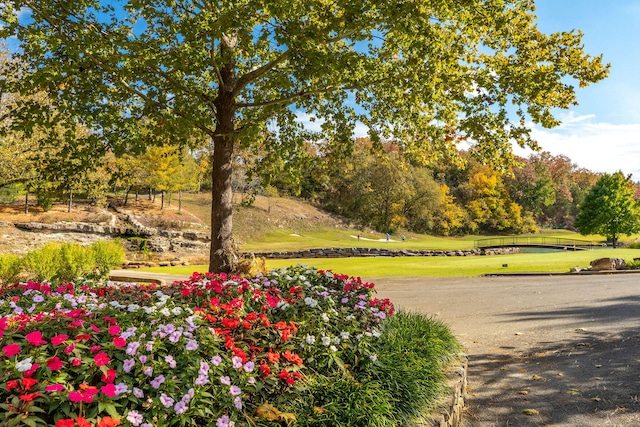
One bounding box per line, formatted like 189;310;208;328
574;172;640;248
0;0;609;271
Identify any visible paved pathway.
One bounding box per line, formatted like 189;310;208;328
110;270;640;426
372;275;640;427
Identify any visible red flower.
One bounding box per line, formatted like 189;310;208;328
94;352;110;366
221;317;240;329
23;364;39;378
90;345;103;353
46;384;65;392
25;331;47;346
6;379;19;390
283;350;303;366
51;334;69;346
112;337;126;347
22;378;39;390
76;417;92;427
278;369;289;379
90;324;101;333
259;363;271;377
19;392;40;402
71;358;82;366
55;419;75;427
47;356;64;371
64;343;75;354
75;333;92;341
108;325;121;336
101;369;117;384
2;343;20;357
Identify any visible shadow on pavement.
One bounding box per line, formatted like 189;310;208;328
464;296;640;426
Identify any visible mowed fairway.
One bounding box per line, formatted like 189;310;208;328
141;248;640;278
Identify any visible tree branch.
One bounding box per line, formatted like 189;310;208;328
233;50;291;97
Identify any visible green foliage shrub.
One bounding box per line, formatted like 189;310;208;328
36;191;55;211
91;240;125;279
22;243;61;282
57;242;96;282
291;376;395;427
0;253;22;285
365;312;462;424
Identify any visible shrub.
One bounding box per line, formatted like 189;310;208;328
0;253;22;285
57;242;97;282
91;240;126;279
21;243;61;282
36;191;55;211
366;312;462;424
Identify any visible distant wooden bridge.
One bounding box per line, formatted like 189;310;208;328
474;236;602;251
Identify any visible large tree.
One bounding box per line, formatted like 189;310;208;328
575;172;640;248
0;0;608;272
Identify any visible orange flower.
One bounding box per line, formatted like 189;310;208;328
97;416;121;427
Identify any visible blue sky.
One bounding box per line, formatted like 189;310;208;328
519;0;640;178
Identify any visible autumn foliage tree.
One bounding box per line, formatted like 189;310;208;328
1;1;609;272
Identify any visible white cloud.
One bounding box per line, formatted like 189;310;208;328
294;111;369;138
516;114;640;179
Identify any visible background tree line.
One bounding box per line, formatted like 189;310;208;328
264;138;628;236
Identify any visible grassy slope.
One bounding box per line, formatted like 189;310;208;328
142;192;640;277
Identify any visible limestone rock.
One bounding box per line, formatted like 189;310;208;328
589;257;626;271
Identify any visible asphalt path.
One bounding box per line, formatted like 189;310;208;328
110;270;640;426
371;274;640;427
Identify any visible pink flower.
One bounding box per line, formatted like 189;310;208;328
2;343;21;357
101;384;116;397
71;358;82;366
25;331;48;346
94;352;110;367
47;356;64;371
46;384;65;392
108;325;121;336
64;344;75;354
113;337;126;347
51;334;69;346
68;391;83;403
90;324;101;333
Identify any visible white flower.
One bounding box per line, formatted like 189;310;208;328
321;313;329;322
370;354;378;362
127;304;141;312
15;357;33;372
329;345;337;352
172;307;183;316
340;332;350;340
305;335;316;345
321;336;331;346
304;297;318;308
159;308;171;317
372;329;381;338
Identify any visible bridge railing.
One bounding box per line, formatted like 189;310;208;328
474;236;600;249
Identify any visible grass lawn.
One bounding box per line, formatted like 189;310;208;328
140;248;640;278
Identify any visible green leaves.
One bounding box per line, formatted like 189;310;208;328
575;172;640;246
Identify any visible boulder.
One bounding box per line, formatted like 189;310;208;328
589;257;627;271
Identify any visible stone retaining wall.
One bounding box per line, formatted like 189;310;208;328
248;247;518;259
423;356;468;427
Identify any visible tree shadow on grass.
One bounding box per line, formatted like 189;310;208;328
463;296;640;426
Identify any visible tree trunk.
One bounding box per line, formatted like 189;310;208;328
161;191;164;210
178;190;182;213
149;187;152;200
124;187;131;206
135;190;138;203
68;189;73;213
25;192;29;214
209;36;239;273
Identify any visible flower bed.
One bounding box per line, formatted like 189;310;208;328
0;266;397;426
